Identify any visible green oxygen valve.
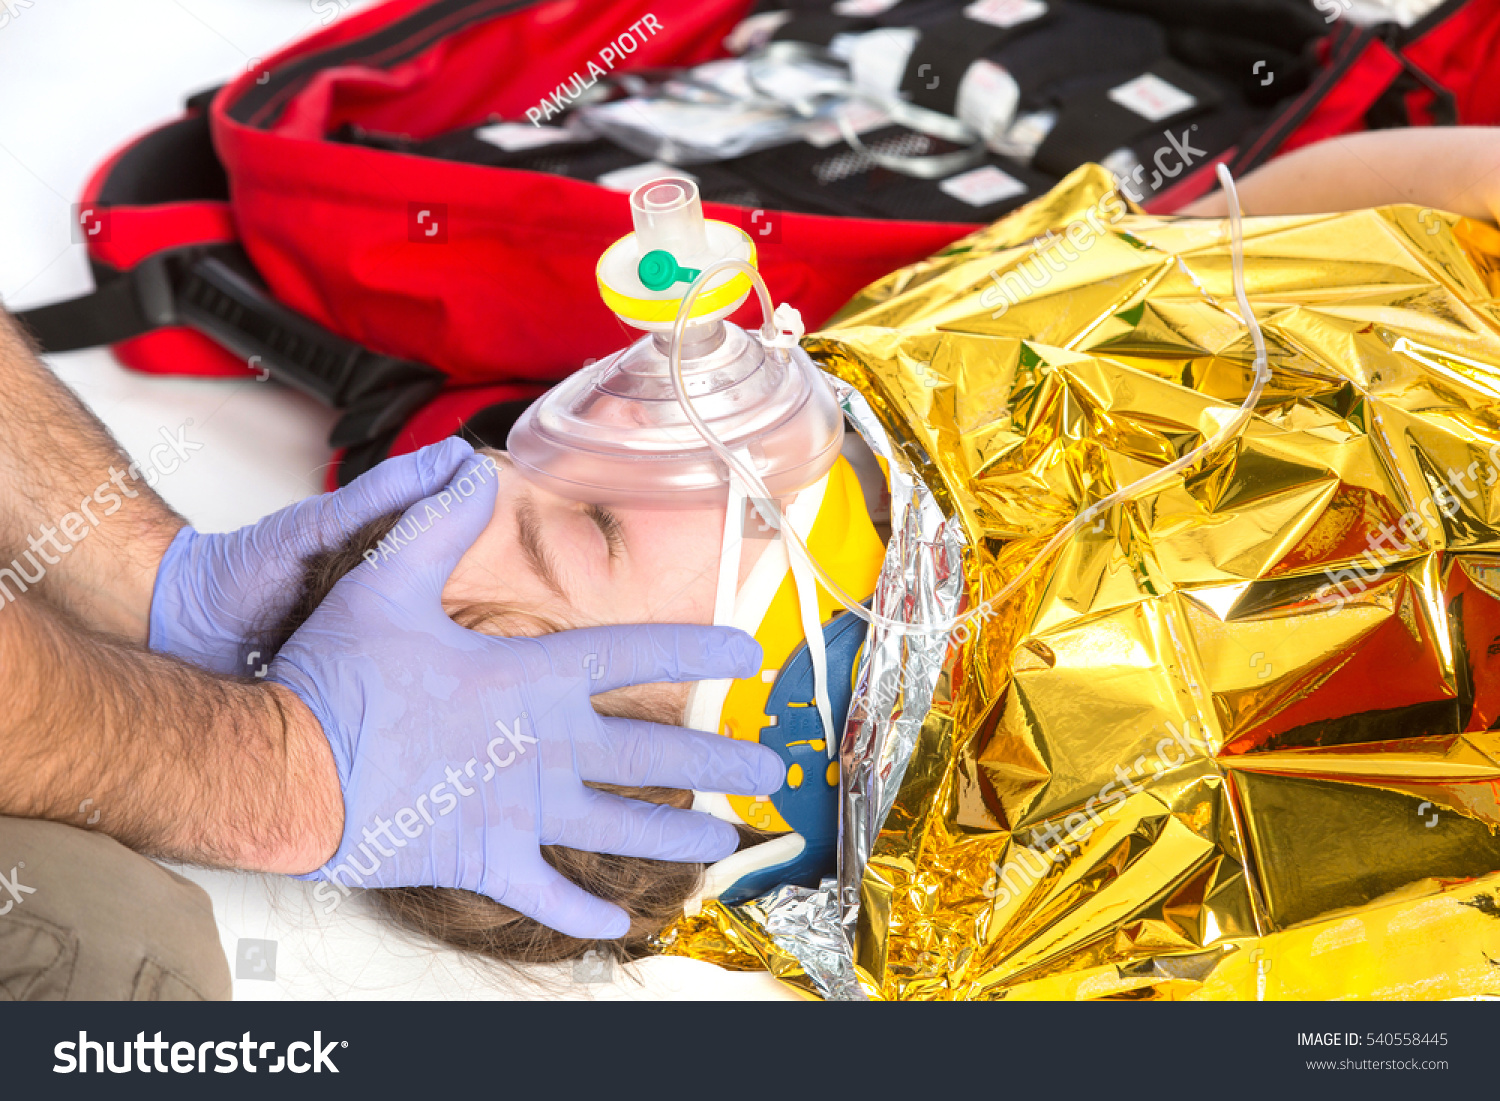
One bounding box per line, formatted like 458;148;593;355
637;249;702;292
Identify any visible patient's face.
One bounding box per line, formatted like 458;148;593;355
442;448;747;637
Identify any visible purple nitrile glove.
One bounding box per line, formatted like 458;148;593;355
149;438;476;675
267;453;783;938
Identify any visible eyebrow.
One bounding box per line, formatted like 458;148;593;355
514;493;568;602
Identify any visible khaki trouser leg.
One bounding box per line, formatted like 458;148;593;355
0;817;230;1000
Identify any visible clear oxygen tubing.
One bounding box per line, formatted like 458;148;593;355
667;163;1272;637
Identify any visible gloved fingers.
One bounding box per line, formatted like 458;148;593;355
319;438;476;543
580;716;785;796
551;790;743;864
482;852;632;941
341;453;501;603
543;623;762;694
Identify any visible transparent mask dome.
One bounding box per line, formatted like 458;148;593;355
507;176;844;508
507;322;844;508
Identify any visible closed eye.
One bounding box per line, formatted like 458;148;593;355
585;504;625;560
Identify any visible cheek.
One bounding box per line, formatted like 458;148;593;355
623;505;724;560
625;509;726;621
639;519;720;563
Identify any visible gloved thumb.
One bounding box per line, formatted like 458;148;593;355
324;437;475;537
352;454;501;598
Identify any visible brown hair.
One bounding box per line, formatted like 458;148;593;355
263;511;763;968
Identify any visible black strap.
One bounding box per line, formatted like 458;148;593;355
14;270;167;352
1378;32;1459;127
12;69;454;462
1226;20;1377;176
13;245;445;452
183;84;223;114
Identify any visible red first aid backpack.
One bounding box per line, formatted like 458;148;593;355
15;0;1500;485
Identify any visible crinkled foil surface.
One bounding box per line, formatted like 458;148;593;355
658;375;961;1000
664;164;1500;1000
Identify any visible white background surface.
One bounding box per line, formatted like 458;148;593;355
0;0;792;1001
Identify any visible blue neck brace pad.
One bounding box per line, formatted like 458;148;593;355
716;608;869;906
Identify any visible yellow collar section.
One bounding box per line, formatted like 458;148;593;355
717;453;886;833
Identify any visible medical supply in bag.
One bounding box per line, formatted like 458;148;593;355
576;54;856;164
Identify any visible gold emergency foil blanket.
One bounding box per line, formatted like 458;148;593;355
663;163;1500;999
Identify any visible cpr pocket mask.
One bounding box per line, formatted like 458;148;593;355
507;175;847;508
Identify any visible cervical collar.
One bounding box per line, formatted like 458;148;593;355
684;453;885;907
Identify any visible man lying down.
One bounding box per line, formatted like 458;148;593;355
276;126;1500;997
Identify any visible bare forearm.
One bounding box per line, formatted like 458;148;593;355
0;313;184;643
1183;127;1500;221
0;593;341;874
